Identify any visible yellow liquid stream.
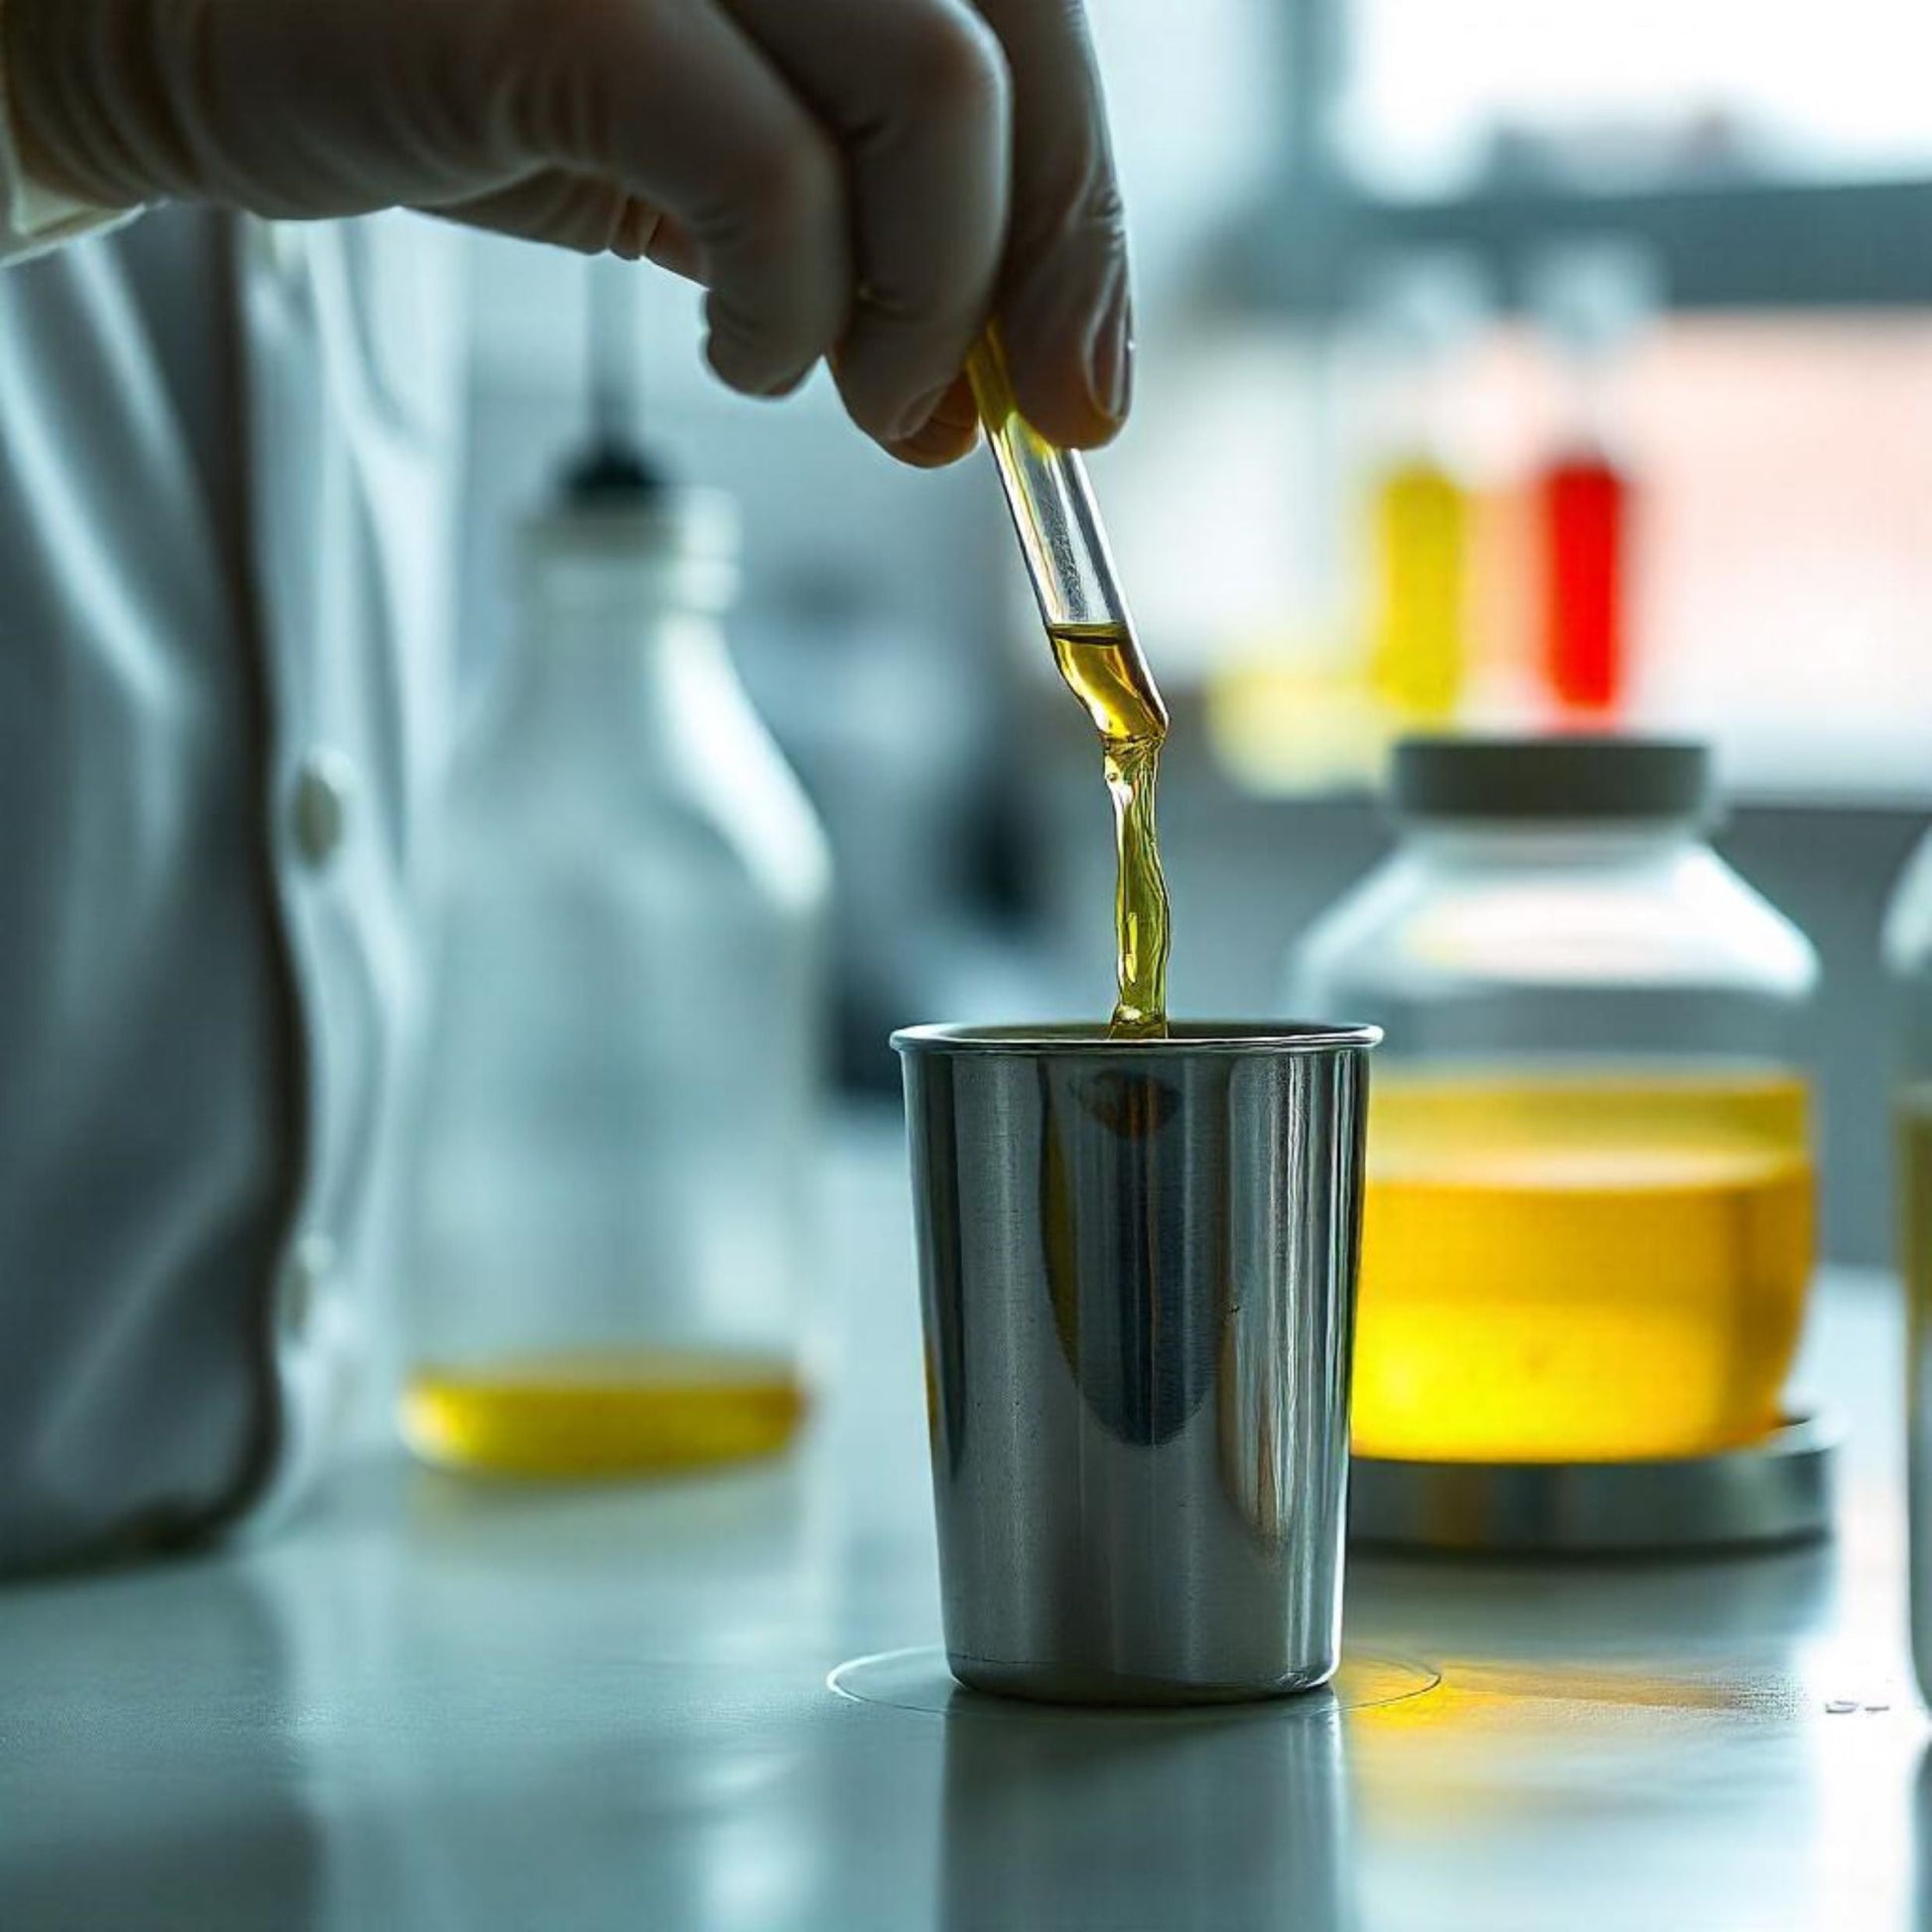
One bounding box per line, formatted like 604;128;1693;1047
1046;621;1172;1037
1353;1068;1814;1463
402;1350;806;1478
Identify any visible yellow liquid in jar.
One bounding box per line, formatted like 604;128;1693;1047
1369;459;1468;724
1353;1068;1814;1463
1046;620;1172;1038
401;1350;806;1478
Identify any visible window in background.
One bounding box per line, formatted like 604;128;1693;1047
1123;0;1932;801
1340;0;1932;196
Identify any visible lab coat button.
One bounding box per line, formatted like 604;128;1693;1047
291;754;354;867
276;1234;337;1342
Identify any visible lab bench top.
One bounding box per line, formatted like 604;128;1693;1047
3;1111;1924;1932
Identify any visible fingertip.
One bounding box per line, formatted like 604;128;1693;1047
884;418;981;468
703;310;762;396
998;341;1122;450
836;351;973;449
888;380;958;448
705;338;812;400
704;294;815;400
996;267;1132;450
870;370;980;466
993;171;1134;444
1085;275;1134;424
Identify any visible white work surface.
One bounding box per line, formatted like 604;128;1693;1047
3;1113;1926;1931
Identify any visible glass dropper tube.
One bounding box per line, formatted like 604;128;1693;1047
965;327;1172;1035
964;331;1169;737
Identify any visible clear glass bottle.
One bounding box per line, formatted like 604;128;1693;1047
1289;737;1819;1465
404;481;831;1477
1884;829;1932;1699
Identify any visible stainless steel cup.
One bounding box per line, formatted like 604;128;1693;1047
893;1022;1379;1706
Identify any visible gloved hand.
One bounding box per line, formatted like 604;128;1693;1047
2;0;1131;465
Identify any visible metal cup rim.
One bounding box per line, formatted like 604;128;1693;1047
890;1020;1382;1056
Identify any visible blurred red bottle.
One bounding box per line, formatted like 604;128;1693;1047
1539;449;1628;713
1527;240;1657;722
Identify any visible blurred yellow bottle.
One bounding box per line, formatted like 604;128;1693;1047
1368;459;1468;723
402;1351;806;1478
1353;1068;1813;1464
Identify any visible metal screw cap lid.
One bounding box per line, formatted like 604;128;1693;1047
1392;736;1712;823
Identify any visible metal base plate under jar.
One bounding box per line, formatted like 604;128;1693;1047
1347;1412;1840;1556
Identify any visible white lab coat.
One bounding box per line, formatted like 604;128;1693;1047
0;203;463;1570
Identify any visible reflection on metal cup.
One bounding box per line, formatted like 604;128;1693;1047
893;1022;1379;1705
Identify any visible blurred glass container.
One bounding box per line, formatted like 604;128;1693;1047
1354;250;1490;726
1884;829;1932;1700
404;483;831;1477
1289;737;1819;1464
1527;239;1660;719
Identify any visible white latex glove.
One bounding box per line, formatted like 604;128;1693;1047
2;0;1132;464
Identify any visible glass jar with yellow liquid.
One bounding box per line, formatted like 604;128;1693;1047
1290;738;1819;1465
1885;828;1932;1699
404;478;830;1479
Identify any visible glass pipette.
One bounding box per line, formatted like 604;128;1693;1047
963;330;1169;739
965;327;1172;1035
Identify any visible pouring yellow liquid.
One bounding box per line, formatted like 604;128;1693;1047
1045;620;1171;1037
965;329;1172;1038
1352;1066;1814;1463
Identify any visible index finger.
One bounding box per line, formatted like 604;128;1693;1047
507;0;851;398
971;0;1132;449
718;0;1013;450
